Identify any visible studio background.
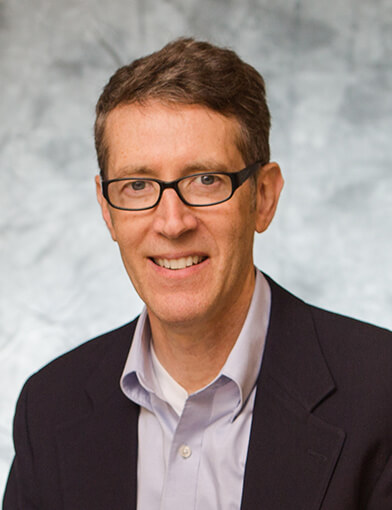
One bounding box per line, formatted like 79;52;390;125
1;0;391;494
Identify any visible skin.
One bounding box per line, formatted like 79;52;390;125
96;101;283;392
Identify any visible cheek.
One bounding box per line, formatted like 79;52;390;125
111;213;145;243
110;219;141;261
206;200;256;254
229;197;257;240
217;217;255;263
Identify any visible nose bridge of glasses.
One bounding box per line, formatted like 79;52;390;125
158;178;187;205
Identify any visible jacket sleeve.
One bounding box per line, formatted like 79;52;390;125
2;381;40;509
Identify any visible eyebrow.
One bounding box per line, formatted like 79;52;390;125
113;161;231;179
114;166;154;178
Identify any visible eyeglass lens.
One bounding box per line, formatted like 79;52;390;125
107;173;233;210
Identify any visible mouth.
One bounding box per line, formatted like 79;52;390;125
151;255;207;270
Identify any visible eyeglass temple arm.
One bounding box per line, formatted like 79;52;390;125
232;161;262;186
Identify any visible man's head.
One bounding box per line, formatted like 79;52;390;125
95;37;271;179
94;39;283;332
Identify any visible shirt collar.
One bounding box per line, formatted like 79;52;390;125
220;270;270;412
120;270;271;414
120;309;155;410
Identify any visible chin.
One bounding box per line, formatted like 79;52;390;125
146;294;210;327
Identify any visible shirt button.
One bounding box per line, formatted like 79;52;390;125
179;444;192;459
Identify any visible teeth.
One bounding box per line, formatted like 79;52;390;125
155;256;205;270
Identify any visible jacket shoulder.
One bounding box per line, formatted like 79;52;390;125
266;273;392;388
19;319;138;423
294;300;392;432
266;272;391;346
309;303;392;355
33;319;137;380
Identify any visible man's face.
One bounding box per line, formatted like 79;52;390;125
96;101;282;330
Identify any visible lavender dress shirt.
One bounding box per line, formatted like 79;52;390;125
120;270;271;510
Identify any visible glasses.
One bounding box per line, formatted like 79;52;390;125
101;160;262;211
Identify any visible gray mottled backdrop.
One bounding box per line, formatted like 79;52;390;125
1;0;391;494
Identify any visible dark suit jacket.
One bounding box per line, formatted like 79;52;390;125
3;276;392;509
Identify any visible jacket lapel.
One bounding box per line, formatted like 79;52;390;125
56;323;140;510
241;277;345;510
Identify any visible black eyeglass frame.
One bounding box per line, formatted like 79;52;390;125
101;160;262;211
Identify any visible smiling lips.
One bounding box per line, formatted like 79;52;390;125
153;255;207;270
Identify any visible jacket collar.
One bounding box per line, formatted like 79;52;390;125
262;274;336;411
81;272;334;412
241;275;345;510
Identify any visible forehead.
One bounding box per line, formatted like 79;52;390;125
104;101;244;177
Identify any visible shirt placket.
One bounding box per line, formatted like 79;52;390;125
160;387;216;509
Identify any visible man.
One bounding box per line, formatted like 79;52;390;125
3;38;392;510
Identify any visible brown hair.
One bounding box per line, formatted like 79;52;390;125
95;37;271;178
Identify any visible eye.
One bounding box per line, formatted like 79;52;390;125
200;174;217;186
121;180;153;194
130;180;146;191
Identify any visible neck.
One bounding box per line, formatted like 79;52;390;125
148;272;256;394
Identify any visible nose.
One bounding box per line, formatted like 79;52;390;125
152;188;198;239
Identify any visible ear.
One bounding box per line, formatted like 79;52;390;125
95;175;117;242
254;162;284;233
